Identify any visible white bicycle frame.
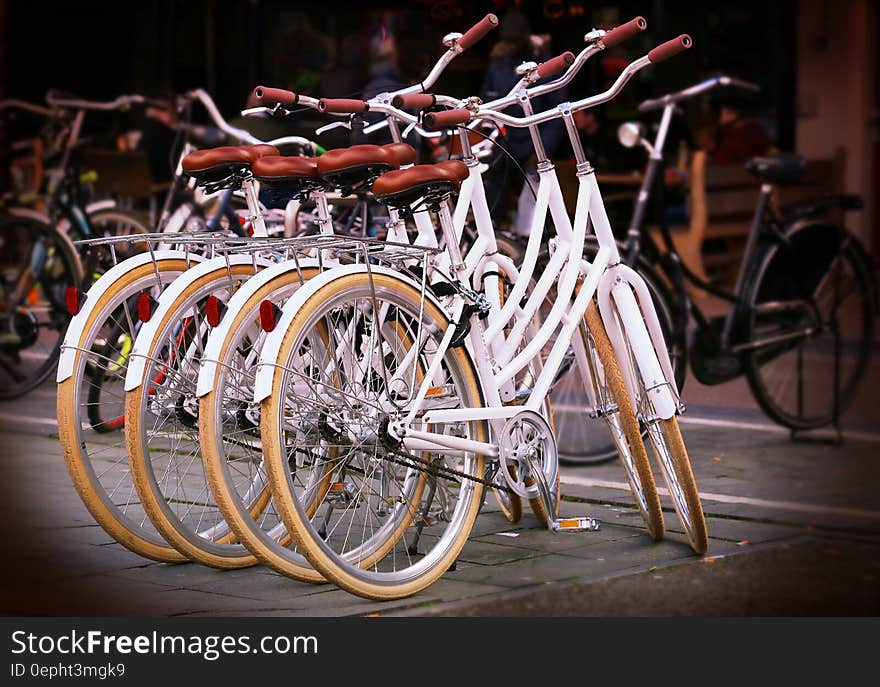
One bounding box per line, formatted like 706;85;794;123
382;61;683;457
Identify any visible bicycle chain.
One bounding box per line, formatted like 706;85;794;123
379;445;511;493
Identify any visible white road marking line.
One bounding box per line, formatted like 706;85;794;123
560;474;880;520
677;415;880;443
0;412;57;428
552;402;880;443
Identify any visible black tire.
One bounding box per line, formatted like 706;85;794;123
0;214;81;399
744;221;874;429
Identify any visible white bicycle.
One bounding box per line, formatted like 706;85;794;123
249;33;706;600
186;16;666;582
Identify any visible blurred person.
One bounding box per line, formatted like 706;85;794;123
135;98;178;184
478;8;568;232
321;33;368;99
700;89;770;165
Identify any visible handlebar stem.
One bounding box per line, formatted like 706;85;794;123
517;90;548;165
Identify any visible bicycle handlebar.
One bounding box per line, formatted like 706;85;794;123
392;93;437;110
601;16;647;49
318;99;369;114
536;52;576;80
423;109;473;130
425;36;693;131
637;73;761;112
480;16;646;112
252;86;298;106
648;34;692;63
457;13;499;50
0;99;55;117
45;93;146;111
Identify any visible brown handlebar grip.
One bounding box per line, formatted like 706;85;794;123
318;98;369;114
457;13;499;50
252;86;299;106
391;93;437;110
601;16;648;49
648;35;693;63
536;52;576;80
423;109;473;130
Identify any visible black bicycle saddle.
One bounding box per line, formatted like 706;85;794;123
745;154;806;186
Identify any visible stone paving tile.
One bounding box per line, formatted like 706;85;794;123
559;533;742;574
664;516;800;544
472;522;645;554
443;553;598;588
164;587;416;618
169;571;333;603
109;562;286;590
11;544;155;582
454;538;542;566
45;524;118;546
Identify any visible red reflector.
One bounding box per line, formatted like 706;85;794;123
65;286;84;316
205;295;223;327
238;215;247;226
137;292;154;322
247;225;254;237
259;300;279;332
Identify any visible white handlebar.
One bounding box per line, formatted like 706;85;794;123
0;99;55;117
45;93;146;111
638;75;760;112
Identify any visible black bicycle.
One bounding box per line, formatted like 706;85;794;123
613;76;876;435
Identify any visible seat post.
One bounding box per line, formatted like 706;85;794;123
240;177;267;237
437;199;465;276
313;191;334;236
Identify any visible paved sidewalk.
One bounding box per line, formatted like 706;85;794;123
1;411;878;616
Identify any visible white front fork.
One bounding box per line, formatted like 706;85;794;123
598;266;679;421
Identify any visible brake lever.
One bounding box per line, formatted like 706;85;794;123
315;120;351;136
402;121;418;139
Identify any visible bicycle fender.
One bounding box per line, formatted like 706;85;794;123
196;257;319;398
7;206;50;224
124;254;272;392
56;251;202;383
253;264;447;404
85;199;117;214
599;270;678;420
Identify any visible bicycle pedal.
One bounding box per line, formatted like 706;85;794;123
551;517;600;533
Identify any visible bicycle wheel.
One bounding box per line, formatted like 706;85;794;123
583;303;664;540
80;208;152;275
86;320;131;432
57;258;189;562
607;295;707;554
199;266;326;583
0;214;81;399
553;239;684;464
644;417;707;554
261;271;487;600
124;263;264;568
744;222;874;429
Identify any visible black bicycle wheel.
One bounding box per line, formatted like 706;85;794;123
744;221;874;429
0;214;81;398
